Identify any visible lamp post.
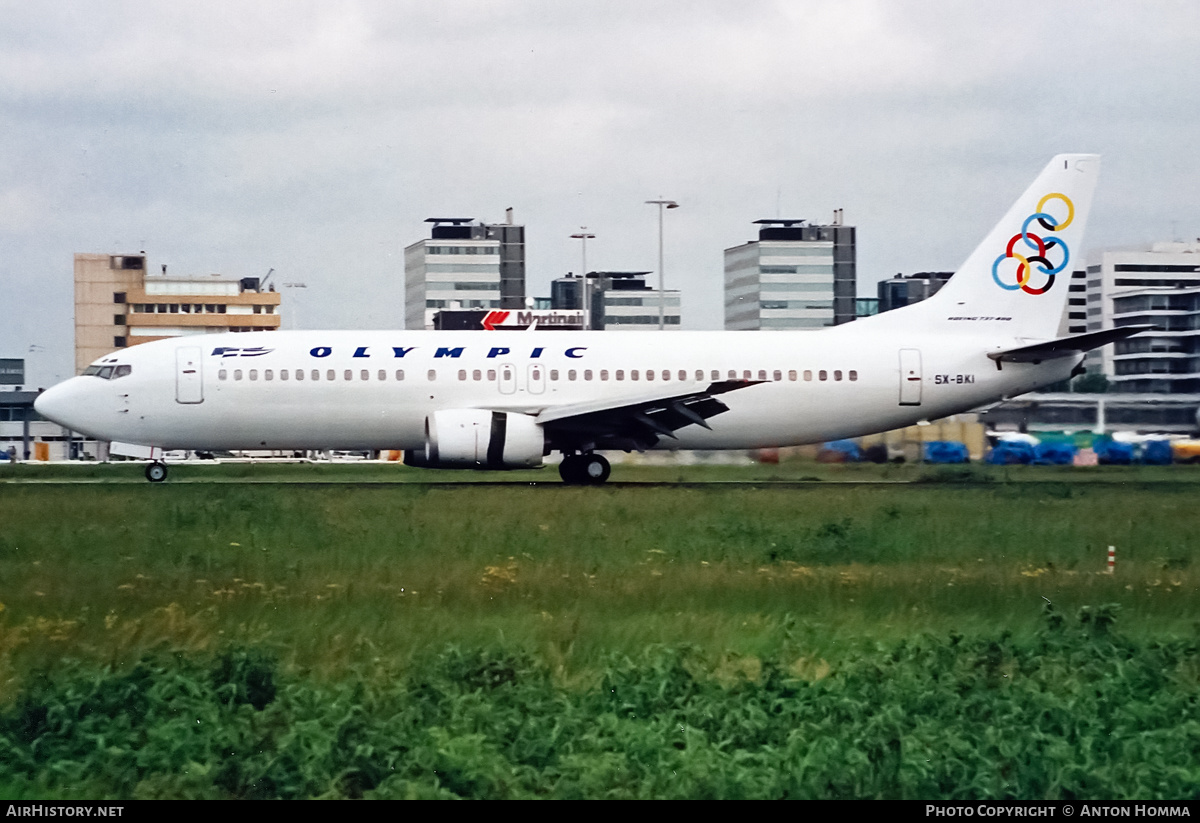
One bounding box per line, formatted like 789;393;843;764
283;282;307;330
645;199;679;329
570;229;595;329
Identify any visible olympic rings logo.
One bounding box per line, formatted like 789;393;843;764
991;192;1074;295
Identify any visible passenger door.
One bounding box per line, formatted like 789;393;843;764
898;348;922;406
176;347;204;404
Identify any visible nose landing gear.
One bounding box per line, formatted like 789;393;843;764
145;461;168;483
558;453;611;485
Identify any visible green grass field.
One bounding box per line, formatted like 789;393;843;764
2;462;1198;680
2;462;1198;798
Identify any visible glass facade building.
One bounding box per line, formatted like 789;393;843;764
723;219;856;330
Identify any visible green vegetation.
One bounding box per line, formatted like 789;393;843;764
2;620;1198;799
1;465;1198;797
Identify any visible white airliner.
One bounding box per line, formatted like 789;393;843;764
36;154;1148;483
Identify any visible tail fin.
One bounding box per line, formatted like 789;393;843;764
892;154;1099;340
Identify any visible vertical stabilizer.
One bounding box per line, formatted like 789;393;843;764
891;154;1099;340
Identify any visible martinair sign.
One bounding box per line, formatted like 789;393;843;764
483;310;584;330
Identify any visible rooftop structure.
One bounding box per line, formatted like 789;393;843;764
74;253;281;375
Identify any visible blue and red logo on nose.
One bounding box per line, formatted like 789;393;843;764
210;346;274;358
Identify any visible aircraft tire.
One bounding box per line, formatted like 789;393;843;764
145;461;168;483
558;455;582;485
580;453;611;485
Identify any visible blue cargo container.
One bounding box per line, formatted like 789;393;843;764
925;441;969;464
986;441;1036;465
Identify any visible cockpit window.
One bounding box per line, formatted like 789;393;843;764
82;364;131;379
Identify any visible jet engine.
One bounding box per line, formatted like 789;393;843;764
404;409;545;470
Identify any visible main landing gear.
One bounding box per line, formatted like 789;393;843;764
145;461;168;483
558;453;611;486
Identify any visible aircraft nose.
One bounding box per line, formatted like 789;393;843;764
34;379;95;433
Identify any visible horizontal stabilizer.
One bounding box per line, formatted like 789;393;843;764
987;326;1155;364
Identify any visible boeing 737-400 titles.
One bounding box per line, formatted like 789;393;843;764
35;154;1150;483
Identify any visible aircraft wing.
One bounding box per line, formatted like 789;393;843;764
536;379;763;452
987;325;1156;365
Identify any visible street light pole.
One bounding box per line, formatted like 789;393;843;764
283;282;307;330
570;229;595;330
645;199;679;329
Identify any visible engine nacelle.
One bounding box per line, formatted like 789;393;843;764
404;409;544;470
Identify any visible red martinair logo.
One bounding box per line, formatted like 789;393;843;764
991;193;1074;295
482;311;510;330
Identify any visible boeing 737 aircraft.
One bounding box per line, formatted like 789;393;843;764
36;154;1149;483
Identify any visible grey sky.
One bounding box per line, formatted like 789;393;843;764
3;0;1199;387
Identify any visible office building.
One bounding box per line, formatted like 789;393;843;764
724;217;856;330
404;214;526;330
579;272;680;330
876;272;953;313
1083;242;1200;391
74;253;281;375
1062;269;1088;335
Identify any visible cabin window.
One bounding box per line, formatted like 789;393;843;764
280;370;288;381
458;369;467;381
218;369;228;381
743;370;752;380
696;370;704;381
342;370;351;381
361;370;369;381
234;369;243;381
773;370;782;381
645;370;654;381
311;370;320;381
662;370;671;381
598;370;606;381
834;370;843;381
487;369;496;381
631;370;639;381
427;369;436;381
550;369;559;381
264;369;273;381
758;370;767;381
679;370;687;381
819;370;828;381
568;369;577;381
295;370;303;381
396;370;405;381
584;369;593;381
849;370;858;382
788;370;797;381
804;370;813;381
473;369;482;381
615;370;623;381
249;370;258;381
378;370;387;381
327;370;335;381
